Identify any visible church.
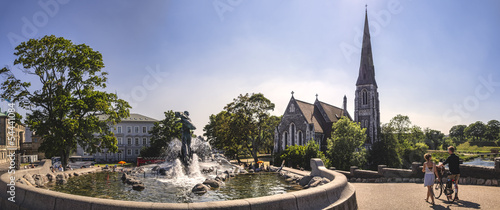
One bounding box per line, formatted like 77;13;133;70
274;9;380;153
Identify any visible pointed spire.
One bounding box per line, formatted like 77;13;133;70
356;6;377;87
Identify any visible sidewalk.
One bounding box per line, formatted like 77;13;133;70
353;183;499;209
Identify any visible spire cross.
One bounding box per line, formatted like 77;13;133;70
315;94;318;100
291;91;294;96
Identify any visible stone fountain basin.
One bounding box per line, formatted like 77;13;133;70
0;159;357;210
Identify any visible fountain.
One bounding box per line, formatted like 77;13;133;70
0;111;357;209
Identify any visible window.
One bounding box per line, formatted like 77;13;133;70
134;126;139;133
127;138;132;145
135;149;139;155
298;131;303;145
142;126;147;133
118;137;122;145
362;89;368;105
127;126;132;133
127;149;132;155
290;124;295;145
117;126;122;134
142;138;147;145
135;138;139;145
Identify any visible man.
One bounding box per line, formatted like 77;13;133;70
439;146;460;201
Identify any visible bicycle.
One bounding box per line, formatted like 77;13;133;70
433;166;458;203
433;166;444;199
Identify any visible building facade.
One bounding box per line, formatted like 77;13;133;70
354;9;381;146
76;113;157;162
274;94;351;153
0;109;25;164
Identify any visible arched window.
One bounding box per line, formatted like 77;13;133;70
283;132;288;149
290;124;296;145
362;89;368;105
298;131;303;145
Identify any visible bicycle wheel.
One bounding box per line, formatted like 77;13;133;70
433;180;442;199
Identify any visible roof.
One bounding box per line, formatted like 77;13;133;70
295;99;323;133
98;113;158;122
356;9;377;87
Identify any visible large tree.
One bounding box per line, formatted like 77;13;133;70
368;123;401;169
140;110;182;158
326;116;367;170
204;111;246;162
204;93;276;164
424;128;445;150
449;125;467;145
225;93;276;164
0;35;130;168
464;121;486;142
485;120;500;142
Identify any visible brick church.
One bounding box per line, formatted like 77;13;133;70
274;9;380;153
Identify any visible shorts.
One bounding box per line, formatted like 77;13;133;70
448;174;460;184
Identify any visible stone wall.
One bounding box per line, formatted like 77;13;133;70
338;157;500;186
1;158;357;210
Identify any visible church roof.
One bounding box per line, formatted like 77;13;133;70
295;99;323;133
356;9;377;88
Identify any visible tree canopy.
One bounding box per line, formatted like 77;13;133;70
326;116;366;170
0;35;130;168
140;110;182;157
204;93;278;164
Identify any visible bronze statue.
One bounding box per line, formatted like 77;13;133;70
176;111;196;166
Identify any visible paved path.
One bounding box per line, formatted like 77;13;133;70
353;183;500;209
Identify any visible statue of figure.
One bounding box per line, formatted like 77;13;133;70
176;111;196;166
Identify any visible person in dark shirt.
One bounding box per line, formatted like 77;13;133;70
439;146;460;201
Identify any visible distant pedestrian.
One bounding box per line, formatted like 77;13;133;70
423;153;438;205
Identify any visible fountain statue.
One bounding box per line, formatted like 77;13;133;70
176;111;196;167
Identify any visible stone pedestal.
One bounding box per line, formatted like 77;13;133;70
411;162;421;174
350;166;358;176
378;165;386;176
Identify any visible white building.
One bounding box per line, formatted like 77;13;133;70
76;113;157;162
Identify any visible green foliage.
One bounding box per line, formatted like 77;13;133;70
204;93;279;164
0;35;130;168
140;110;182;157
464;121;486;142
485;120;500;142
401;142;428;167
368;124;401;169
277;140;329;170
449;125;467;145
424;128;445;150
326;117;366;170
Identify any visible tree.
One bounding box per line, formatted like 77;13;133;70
326;116;366;170
485;120;500;142
140;110;182;157
368;123;401;169
224;93;275;164
424;128;444;150
464;121;486;142
449;125;467;145
0;35;130;168
204;111;246;163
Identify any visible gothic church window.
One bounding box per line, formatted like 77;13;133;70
290;124;295;145
298;131;303;145
362;89;368;105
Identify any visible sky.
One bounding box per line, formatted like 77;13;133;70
1;0;499;136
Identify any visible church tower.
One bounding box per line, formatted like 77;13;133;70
355;8;380;146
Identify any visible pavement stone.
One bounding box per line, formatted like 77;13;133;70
353;183;500;210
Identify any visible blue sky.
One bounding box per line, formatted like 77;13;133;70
1;0;499;136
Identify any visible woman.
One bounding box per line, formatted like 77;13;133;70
422;153;438;205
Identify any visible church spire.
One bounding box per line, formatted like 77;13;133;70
356;7;377;87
